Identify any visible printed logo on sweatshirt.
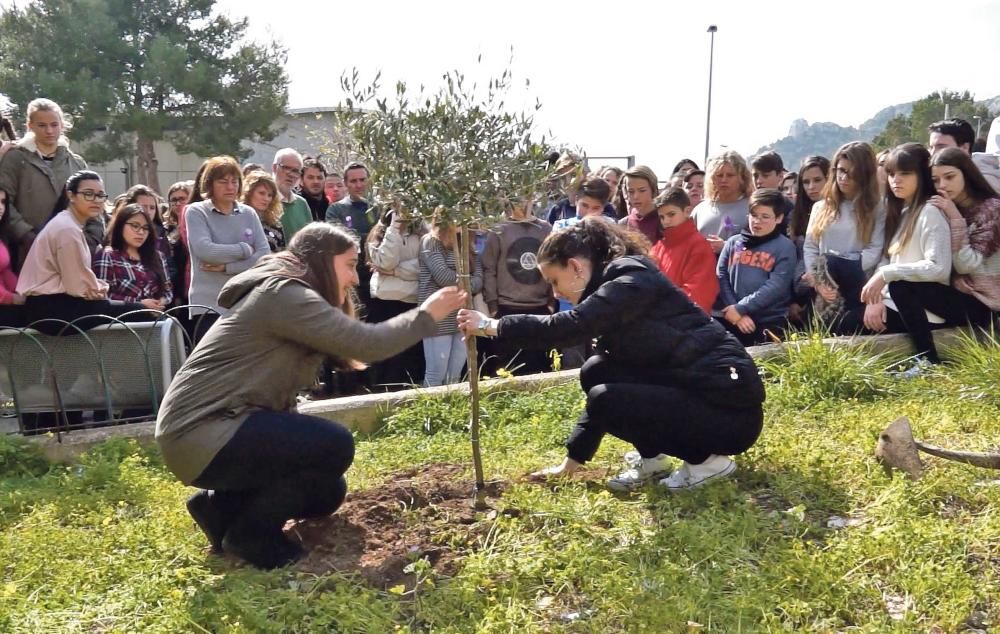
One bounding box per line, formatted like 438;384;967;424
728;248;776;272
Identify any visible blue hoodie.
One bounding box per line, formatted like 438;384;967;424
717;229;796;327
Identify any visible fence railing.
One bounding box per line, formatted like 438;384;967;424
0;306;220;438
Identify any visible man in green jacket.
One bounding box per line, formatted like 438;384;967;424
271;148;312;242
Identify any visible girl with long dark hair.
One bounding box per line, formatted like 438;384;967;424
459;218;764;492
929;147;1000;314
93;204;173;310
860;144;988;374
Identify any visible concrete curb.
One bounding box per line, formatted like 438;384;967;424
23;328;974;462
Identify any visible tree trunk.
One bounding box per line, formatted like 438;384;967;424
453;228;487;509
135;135;160;194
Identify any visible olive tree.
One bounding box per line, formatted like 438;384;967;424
338;65;553;506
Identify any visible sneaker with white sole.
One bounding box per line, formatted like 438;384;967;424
660;455;736;490
607;453;673;492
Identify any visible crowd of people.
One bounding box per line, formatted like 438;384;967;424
2;96;1000;568
0;98;998;383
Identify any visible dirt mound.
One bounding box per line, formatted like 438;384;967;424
288;463;508;588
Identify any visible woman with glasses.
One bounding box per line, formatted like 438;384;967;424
13;171;146;333
802;142;886;333
93;203;173;310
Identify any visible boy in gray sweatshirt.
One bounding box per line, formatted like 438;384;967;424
481;205;553;374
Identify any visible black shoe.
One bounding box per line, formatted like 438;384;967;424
186;491;227;554
222;527;304;570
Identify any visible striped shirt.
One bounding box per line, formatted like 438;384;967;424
418;234;483;335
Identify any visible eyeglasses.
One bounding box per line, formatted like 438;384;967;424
78;190;109;202
125;222;151;234
168;197;186;204
277;164;302;174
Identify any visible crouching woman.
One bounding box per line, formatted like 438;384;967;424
458;218;764;491
155;222;465;569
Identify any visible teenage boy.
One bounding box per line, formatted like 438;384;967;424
750;151;793;233
481;201;553;375
649;187;718;313
552;176;612;231
716;188;796;346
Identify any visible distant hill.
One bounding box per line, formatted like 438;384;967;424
754;96;998;170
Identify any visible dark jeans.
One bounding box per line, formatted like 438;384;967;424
3;294;147;335
566;355;763;465
190;410;355;562
483;305;553;376
364;298;424;387
884;280;992;363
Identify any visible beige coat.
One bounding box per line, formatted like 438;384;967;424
155;257;437;484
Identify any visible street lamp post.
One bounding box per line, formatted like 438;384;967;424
974;116;983;139
704;25;718;166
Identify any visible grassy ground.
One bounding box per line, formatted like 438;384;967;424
0;333;998;632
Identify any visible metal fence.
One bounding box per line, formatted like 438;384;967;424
0;306;219;438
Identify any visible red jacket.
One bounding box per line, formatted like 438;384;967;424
649;219;718;313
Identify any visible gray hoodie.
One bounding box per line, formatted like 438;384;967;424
155;256;437;484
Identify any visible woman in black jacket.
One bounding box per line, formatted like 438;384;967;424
458;218;764;491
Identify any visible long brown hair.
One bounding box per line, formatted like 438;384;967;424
538;215;649;269
929;147;999;206
790;155;830;239
884;143;937;257
266;222;365;370
104;204;168;291
808;142;880;244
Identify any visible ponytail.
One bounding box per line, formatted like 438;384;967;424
538;216;649;269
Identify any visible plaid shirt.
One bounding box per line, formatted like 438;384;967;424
92;246;174;304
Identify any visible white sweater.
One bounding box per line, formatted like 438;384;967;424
877;203;951;323
368;223;425;303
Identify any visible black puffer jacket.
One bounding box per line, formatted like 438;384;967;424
498;255;765;409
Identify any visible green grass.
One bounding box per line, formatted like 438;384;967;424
1;335;998;632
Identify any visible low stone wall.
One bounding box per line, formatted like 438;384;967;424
23;329;973;462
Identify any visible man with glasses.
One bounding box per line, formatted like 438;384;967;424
271;148;312;241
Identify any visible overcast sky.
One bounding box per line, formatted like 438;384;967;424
6;0;1000;175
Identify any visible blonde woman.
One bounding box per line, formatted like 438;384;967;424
0;98;92;257
691;151;755;254
242;170;285;252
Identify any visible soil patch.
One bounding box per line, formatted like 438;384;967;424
288;463;508;589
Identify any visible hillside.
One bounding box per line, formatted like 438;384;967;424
755;96;998;169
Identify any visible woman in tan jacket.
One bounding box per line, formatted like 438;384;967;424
156;222;465;569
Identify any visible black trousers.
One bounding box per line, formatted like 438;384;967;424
1;294;146;335
483;304;553;376
190;410;355;560
364;298;424;387
884;280;992;363
566;355;763;466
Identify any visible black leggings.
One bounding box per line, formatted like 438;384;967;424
885;281;992;363
566;355;763;465
190;410;355;555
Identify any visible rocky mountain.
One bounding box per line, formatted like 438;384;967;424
754;96;997;170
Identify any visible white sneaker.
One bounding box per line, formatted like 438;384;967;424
660;455;736;490
607;454;673;492
892;358;933;380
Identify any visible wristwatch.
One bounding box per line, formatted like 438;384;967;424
476;317;498;337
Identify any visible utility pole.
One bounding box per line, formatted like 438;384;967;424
704;25;718;166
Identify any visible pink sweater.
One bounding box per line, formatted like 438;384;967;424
0;240;18;304
15;210;108;298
